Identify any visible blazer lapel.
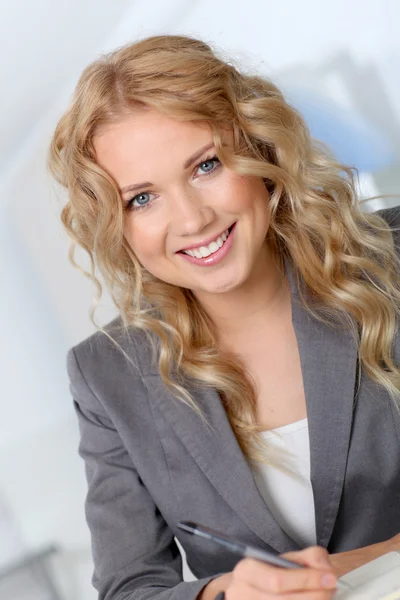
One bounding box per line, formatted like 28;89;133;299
148;375;298;553
286;259;358;548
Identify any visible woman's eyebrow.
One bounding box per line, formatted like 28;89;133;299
120;180;153;196
119;142;215;196
183;142;215;169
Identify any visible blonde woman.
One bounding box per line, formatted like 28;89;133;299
49;35;400;600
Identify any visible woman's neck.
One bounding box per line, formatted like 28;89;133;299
195;244;290;342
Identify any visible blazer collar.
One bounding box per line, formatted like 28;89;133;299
140;257;358;552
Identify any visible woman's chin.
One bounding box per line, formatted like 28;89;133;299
192;271;246;297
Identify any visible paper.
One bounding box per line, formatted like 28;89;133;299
334;552;400;599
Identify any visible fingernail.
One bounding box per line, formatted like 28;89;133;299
214;593;225;600
321;573;337;588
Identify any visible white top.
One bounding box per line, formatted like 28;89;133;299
250;418;317;547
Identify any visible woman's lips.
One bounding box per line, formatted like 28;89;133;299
178;224;233;253
178;222;236;266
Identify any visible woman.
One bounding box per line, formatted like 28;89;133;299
48;35;400;599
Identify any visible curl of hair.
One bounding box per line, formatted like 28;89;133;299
49;34;400;463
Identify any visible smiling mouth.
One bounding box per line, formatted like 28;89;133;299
179;224;235;259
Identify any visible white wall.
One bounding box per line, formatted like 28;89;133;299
1;1;399;598
175;0;400;130
0;0;133;173
177;0;399;68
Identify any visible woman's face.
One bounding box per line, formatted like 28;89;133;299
94;109;271;300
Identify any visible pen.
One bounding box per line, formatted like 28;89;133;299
177;521;349;591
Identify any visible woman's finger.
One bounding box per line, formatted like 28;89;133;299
283;546;332;570
226;581;335;600
231;557;337;594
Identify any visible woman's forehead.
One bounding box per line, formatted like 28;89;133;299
93;111;218;189
94;110;213;154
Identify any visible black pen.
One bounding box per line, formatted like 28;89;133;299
177;521;348;590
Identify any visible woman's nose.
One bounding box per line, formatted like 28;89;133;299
169;189;215;236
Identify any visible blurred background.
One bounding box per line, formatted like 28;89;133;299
1;0;399;598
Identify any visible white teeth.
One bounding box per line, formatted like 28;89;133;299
182;227;230;258
199;246;210;258
209;241;219;253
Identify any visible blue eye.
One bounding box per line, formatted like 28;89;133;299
197;156;220;175
126;191;154;211
133;192;151;206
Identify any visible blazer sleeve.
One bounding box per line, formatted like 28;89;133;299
68;348;217;600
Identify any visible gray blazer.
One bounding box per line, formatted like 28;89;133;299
68;207;400;600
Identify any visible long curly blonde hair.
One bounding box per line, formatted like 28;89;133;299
49;34;400;462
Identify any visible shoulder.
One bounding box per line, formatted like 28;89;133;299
70;316;157;371
373;205;400;249
67;316;157;410
374;205;400;226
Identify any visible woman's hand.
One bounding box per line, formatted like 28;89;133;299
200;546;338;599
329;533;400;577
